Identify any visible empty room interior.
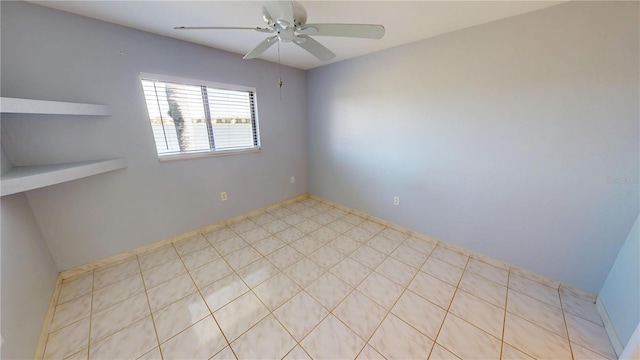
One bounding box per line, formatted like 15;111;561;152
1;0;639;359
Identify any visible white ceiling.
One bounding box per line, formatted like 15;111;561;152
31;1;564;70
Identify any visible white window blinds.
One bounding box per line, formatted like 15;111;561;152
141;76;260;158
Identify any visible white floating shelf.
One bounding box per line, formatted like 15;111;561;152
0;97;110;116
1;158;127;196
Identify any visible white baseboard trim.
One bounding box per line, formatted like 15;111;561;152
596;296;625;357
620;322;640;360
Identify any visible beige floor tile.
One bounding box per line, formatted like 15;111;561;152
430;247;469;269
329;257;372;287
334;290;388;342
253;272;301;310
214;291;270;341
267;245;305;269
308;245;345;269
44;317;90;360
503;312;572;359
275;227;306;243
309;226;341;243
560;291;602;325
366;235;401;254
305;272;352;310
283;213;306;226
223;246;262;270
356;345;386;359
153;292;210;343
180;246;220;271
239;226;271;243
214;235;249;256
138;246;179;272
328;235;362;255
274;291;329;341
344;227;375;243
350;245;386;269
263;219;291;234
565;312;617;359
90;316;157;360
137;346;162;360
357;272;405;310
436;313;501;359
295;219;323;234
449;290;504;339
94;259;139;289
290;236;324;255
203;226;236;244
369;314;434;359
408;271;456;310
236;257;279;288
572;341;614;360
92;273;145;312
375;256;418;286
327;219;356;233
91;292;149;343
50;293;91;332
160;315;227;360
146;273;197;312
422;257;464;286
58;273;93;304
231;315;296;360
466;258;509;286
359;220;385;234
311;213;338;226
429;344;461;359
392;290;446;340
508;271;561;308
300;314;365;360
379;228;408;243
189;257;233;288
283;346;312;360
390;243;430;268
250;211;278;226
403;236;436;255
283;257;325;287
174;235;209;256
458;271;507;308
507;289;567;338
252;236;287;256
500;343;534;359
201;273;250;312
142;258;186;289
229;218;258;233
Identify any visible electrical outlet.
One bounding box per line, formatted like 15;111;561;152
393;196;400;206
290;176;295;184
220;192;227;201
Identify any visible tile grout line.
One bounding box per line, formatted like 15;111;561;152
427;255;472;359
135;254;164;360
172;242;240;360
352;236;431;359
557;287;576;360
499;267;511;359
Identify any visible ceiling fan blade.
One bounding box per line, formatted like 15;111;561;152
264;1;294;29
243;35;279;59
294;35;336;61
174;26;274;33
298;24;385;39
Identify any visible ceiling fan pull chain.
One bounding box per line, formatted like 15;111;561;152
278;40;283;95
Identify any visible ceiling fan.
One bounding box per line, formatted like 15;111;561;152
174;1;385;61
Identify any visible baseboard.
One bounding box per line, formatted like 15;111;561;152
60;193;309;280
33;274;63;360
597;296;625;357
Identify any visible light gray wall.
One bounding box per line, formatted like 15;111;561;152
1;1;307;270
307;1;639;292
599;213;639;347
1;193;59;360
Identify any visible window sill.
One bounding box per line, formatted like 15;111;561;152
158;147;261;162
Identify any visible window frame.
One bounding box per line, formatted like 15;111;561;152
139;72;261;161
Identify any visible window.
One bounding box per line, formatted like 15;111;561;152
140;73;260;159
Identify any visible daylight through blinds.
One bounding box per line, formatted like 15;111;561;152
141;78;259;156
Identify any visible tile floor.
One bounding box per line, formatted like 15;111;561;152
42;198;617;360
